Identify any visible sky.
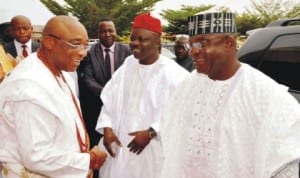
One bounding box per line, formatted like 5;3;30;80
0;0;254;25
0;0;54;25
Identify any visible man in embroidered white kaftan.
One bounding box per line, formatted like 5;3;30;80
0;15;107;178
95;13;189;178
159;11;300;178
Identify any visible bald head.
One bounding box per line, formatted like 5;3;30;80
175;36;189;46
11;15;32;26
42;15;87;40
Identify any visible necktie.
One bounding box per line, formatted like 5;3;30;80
104;48;111;80
21;44;28;57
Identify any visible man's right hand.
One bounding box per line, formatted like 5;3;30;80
89;146;107;170
103;127;122;157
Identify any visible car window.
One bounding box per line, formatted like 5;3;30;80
259;34;300;90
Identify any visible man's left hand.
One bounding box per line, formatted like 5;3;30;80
127;130;151;155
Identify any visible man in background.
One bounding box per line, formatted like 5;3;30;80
173;35;194;72
78;19;131;147
4;15;39;60
78;18;131;178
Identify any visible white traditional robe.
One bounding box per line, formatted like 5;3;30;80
95;55;189;178
160;63;300;178
0;53;90;178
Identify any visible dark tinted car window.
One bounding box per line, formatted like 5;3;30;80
259;34;300;90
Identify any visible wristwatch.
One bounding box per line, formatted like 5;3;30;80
148;127;157;139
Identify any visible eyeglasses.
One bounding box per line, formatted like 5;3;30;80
47;34;89;50
190;36;228;50
174;43;191;51
178;41;206;51
191;42;205;50
183;43;191;51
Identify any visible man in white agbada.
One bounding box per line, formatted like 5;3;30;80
159;11;300;178
0;16;107;178
95;13;189;178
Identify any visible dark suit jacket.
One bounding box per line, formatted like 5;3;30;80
174;56;194;72
4;41;40;58
78;42;131;146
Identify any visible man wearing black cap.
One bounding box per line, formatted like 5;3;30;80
159;10;300;178
95;13;189;178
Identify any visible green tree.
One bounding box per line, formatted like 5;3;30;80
40;0;161;38
161;5;214;36
235;13;264;35
235;0;300;35
286;5;300;19
245;0;300;26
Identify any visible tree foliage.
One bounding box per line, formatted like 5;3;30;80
161;0;300;36
245;0;300;26
41;0;300;39
235;14;264;35
235;0;300;35
41;0;161;38
161;5;214;36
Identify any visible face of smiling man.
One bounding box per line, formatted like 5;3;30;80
38;16;89;75
129;28;161;65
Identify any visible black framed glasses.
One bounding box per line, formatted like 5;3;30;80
47;34;89;50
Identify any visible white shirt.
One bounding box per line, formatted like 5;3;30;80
67;71;79;98
0;53;90;178
101;43;115;74
95;54;189;178
14;39;32;57
160;64;300;178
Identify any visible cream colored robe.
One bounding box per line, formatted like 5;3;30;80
160;64;300;178
96;55;189;178
0;53;90;178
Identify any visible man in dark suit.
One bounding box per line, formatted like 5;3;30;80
4;15;39;60
78;18;131;149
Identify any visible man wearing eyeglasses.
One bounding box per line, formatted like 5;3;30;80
159;11;300;178
0;15;107;178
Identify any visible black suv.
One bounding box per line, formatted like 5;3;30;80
238;18;300;101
